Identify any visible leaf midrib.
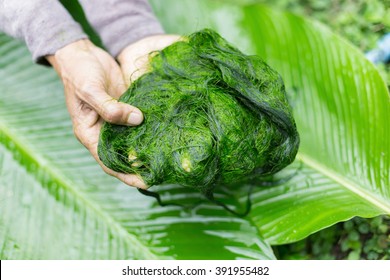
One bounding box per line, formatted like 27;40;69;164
297;153;390;213
0;120;159;259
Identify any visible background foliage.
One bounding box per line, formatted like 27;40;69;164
260;0;390;85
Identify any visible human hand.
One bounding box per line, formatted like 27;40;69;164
46;39;147;189
117;34;181;87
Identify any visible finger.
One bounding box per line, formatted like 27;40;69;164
74;117;148;189
106;60;127;99
114;171;148;189
80;86;143;126
124;53;150;86
119;35;182;87
97;155;148;189
66;98;100;130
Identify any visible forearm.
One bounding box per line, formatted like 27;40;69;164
78;0;164;57
0;0;87;63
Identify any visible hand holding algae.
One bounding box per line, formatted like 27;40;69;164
98;29;299;196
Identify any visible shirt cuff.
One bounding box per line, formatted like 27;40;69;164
32;23;88;65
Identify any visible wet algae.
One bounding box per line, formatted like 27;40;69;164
98;29;300;196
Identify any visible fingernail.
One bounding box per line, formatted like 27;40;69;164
128;111;143;125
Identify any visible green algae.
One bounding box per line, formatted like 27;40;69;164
98;29;299;195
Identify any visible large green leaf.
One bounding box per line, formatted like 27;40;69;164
0;0;389;260
150;0;390;244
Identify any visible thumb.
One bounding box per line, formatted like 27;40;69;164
82;87;143;126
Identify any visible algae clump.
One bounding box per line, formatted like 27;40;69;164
98;29;300;195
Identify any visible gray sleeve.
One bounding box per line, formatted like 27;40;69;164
78;0;164;57
0;0;87;63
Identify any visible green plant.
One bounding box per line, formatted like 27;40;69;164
274;216;390;260
0;0;389;259
218;0;390;85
